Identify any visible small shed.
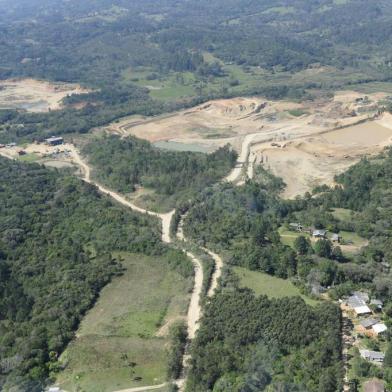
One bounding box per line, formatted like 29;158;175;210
364;379;385;392
354;305;372;316
45;136;64;146
370;299;383;310
372;323;387;336
313;229;327;238
331;233;341;242
360;350;385;363
289;223;303;232
360;318;379;330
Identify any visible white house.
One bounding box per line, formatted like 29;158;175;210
372;323;388;336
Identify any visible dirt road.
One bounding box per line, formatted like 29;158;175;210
68;148;207;392
70;148;175;244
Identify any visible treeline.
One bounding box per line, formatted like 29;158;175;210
183;179;296;279
83;135;237;206
288;147;392;302
186;287;342;391
184;150;392;303
0;157;189;390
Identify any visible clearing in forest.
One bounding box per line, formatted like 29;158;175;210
56;253;192;392
234;267;318;306
0;78;89;112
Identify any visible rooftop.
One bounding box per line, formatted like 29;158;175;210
360;318;379;328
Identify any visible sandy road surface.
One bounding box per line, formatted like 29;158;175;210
113;383;167;392
67;148;207;392
203;248;223;298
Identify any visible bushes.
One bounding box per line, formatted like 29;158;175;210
167;322;188;380
0;158;164;388
186;289;342;391
83;135;237;204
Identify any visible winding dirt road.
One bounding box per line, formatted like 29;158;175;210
68;149;208;392
70;149;175;244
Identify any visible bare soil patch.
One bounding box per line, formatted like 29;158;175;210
0;78;90;112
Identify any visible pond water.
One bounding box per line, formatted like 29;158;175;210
153;140;212;153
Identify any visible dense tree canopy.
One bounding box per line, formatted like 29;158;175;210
0;157;190;389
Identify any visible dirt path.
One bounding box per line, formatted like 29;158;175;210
112;383;167;392
67;148;207;392
203;248;223;297
70;148;174;244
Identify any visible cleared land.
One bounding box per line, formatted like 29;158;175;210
56;253;192;392
278;227;367;257
234;266;318;306
102;90;392;198
0;78;89;112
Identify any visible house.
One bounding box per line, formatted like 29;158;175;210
289;223;303;232
359;318;379;330
354;305;372;316
45;136;64;146
364;379;385;392
360;350;385;363
353;291;370;303
331;233;341;243
313;229;327;238
372;323;387;336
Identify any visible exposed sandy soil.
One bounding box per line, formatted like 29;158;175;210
0;78;90;112
251;117;392;198
101;90;392;198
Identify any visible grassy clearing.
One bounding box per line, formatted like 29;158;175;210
331;208;354;221
278;227;303;248
338;230;367;247
234;267;318;306
56;252;192;392
17;152;40;163
126;188;178;214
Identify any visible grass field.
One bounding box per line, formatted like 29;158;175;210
278;227;303;248
331;208;354;221
234;267;318;306
338;230;368;248
56;252;192;392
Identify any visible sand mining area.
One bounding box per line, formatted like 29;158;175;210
103;90;392;198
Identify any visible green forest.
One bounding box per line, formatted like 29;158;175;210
186;288;342;391
181;149;392;390
84;135;237;208
0;157;191;390
1;0;392;143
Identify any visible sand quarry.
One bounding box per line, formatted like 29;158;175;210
105;91;392;198
0;78;90;112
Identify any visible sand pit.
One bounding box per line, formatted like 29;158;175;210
99;90;391;198
0;78;90;112
251;113;392;199
323;122;392;146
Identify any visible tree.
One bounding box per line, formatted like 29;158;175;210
331;246;344;262
294;236;311;255
384;343;392;367
314;239;332;258
348;378;359;392
318;368;337;392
